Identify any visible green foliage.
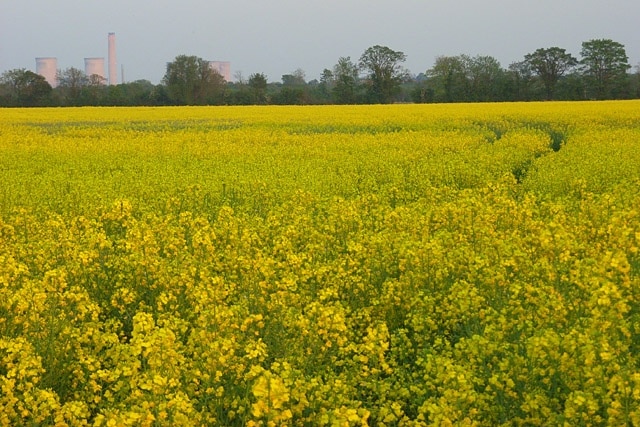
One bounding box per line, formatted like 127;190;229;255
2;37;639;107
248;73;268;104
0;68;52;106
426;55;506;102
580;39;631;99
359;45;408;103
427;55;468;102
56;67;89;106
524;47;578;100
163;55;226;105
332;57;360;104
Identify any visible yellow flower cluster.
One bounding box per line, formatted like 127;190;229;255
1;101;639;425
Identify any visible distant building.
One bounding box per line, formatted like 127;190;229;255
108;32;117;85
36;57;58;88
84;57;106;82
209;61;231;82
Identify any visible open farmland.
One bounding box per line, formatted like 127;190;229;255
1;102;640;425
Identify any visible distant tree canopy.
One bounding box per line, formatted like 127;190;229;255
0;68;52;106
427;55;469;102
56;67;89;105
332;57;360;104
248;73;268;104
425;54;505;102
358;45;408;103
524;47;578;100
1;39;637;107
281;69;306;86
580;39;631;99
163;55;226;105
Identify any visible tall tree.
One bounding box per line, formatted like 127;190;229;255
524;47;577;100
317;68;334;102
580;39;631;99
506;61;536;101
56;67;89;105
228;71;254;105
163;55;226;105
277;69;307;104
248;73;268;104
358;45;408;103
0;68;52;106
83;74;108;105
464;55;504;102
332;56;360;104
281;68;306;86
632;64;640;98
426;55;505;102
426;56;468;102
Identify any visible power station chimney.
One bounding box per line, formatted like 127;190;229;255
108;32;117;85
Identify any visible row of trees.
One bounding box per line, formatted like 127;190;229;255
0;67;164;107
1;39;638;107
418;39;634;103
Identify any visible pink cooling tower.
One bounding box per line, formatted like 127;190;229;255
108;32;117;85
85;57;106;81
36;57;58;88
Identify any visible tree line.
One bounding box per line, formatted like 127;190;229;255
1;39;638;107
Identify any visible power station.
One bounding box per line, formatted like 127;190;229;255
84;57;105;81
35;57;58;88
35;33;117;86
35;32;232;85
108;32;117;85
209;61;231;82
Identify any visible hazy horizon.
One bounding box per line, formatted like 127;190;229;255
2;0;639;84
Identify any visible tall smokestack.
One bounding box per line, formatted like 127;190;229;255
108;32;117;85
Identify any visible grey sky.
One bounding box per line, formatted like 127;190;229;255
2;0;638;84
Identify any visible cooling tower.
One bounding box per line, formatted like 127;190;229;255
84;57;106;82
36;57;58;88
108;32;117;85
209;61;231;82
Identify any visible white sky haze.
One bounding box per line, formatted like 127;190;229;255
2;0;638;84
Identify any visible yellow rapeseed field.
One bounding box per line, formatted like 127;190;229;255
1;101;639;425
